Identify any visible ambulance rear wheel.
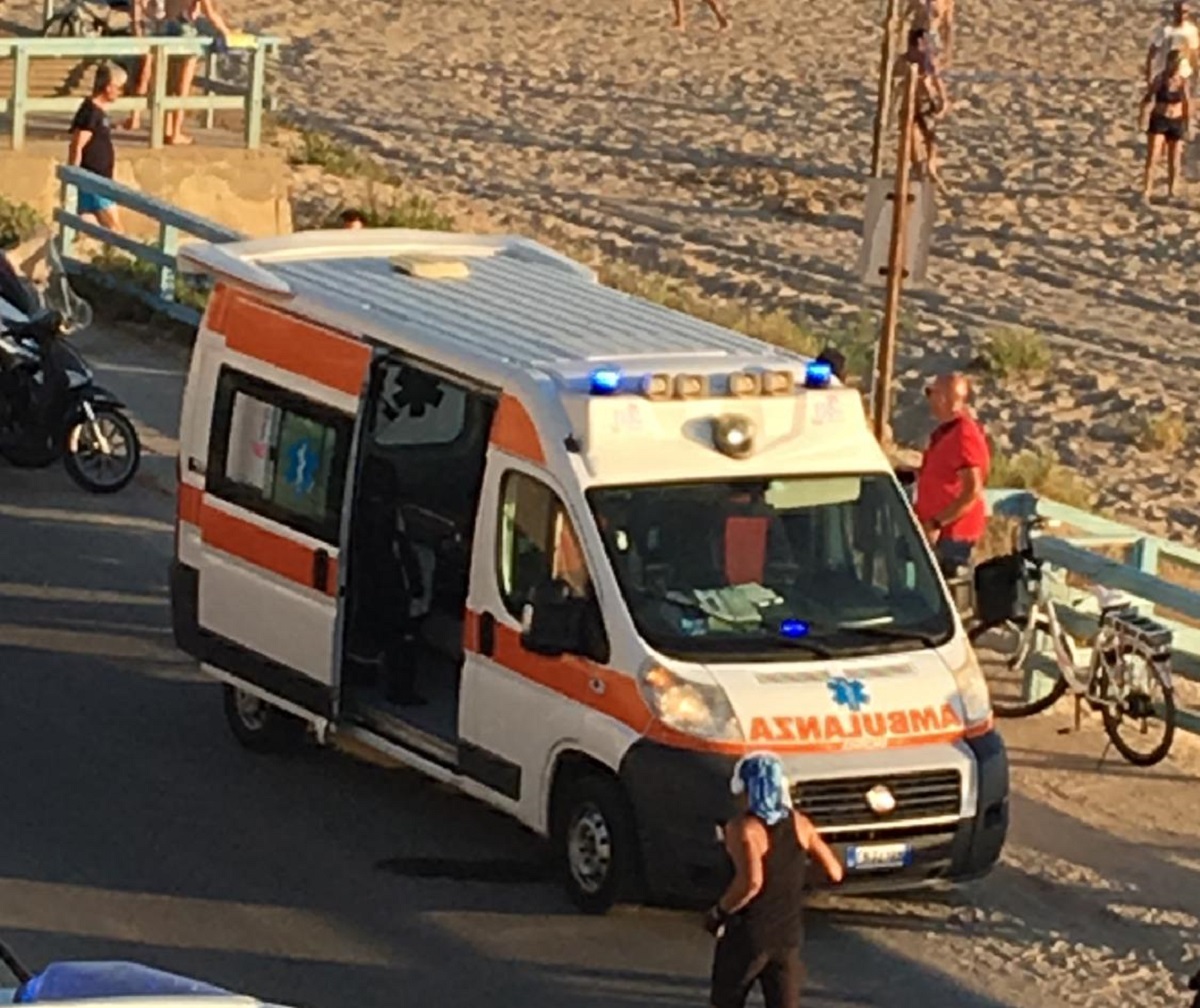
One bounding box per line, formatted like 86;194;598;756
223;685;305;753
556;775;641;914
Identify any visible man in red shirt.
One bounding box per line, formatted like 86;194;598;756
915;372;990;575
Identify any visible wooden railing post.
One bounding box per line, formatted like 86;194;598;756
156;221;179;302
203;48;218;131
244;43;266;149
58;170;78;264
149;41;168;149
12;45;30;151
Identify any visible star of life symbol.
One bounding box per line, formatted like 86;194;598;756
284;438;317;496
827;676;870;712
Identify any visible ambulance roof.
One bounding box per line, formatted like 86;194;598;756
177;230;812;378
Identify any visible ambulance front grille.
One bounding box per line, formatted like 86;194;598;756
793;769;962;829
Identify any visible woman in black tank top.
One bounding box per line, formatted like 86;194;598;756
705;753;844;1008
1140;48;1191;202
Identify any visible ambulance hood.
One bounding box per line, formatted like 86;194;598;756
703;642;968;752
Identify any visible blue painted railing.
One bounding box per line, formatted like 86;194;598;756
987;488;1200;736
1;34;284;150
55;164;243;324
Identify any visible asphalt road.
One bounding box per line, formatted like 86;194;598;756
0;327;1018;1008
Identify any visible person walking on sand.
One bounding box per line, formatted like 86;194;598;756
670;0;729;32
1140;48;1191;201
68;63;126;234
915;372;990;577
705;753;843;1008
162;0;233;145
1147;1;1200;84
904;0;955;66
893;27;950;192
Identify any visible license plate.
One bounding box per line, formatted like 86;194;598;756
845;842;913;871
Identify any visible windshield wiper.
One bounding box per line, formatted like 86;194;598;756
827;623;943;648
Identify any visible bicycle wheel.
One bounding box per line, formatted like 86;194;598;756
969;615;1069;718
1100;648;1176;766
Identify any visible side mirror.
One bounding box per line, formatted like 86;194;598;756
521;579;609;663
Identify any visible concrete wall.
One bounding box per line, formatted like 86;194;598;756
0;141;294;241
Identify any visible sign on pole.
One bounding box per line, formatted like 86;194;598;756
857;178;934;288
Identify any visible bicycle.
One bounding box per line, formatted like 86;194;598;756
969;511;1177;766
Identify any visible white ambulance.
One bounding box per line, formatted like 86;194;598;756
170;230;1008;913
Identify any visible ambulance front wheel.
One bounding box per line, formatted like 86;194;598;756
223;685;306;753
556;775;642;914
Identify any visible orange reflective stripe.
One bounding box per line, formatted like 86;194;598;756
466;610;971;756
178;481;203;525
207;288;370;397
489;621;653;732
198;501;339;599
490;394;545;464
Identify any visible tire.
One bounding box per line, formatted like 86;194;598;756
63;403;140;493
222;684;306;754
554;774;642;914
1100;652;1176;767
969;616;1069;718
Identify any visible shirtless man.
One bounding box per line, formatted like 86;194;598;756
670;0;730;32
904;0;954;66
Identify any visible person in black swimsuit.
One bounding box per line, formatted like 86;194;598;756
1140;48;1192;201
705;753;844;1008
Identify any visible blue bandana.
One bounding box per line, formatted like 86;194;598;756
733;753;789;826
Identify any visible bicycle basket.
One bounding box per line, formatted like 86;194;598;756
973;552;1027;627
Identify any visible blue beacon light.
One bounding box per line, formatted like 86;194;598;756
589;367;622;395
779;619;810;639
804;361;833;389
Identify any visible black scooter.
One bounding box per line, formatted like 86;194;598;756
0;256;140;494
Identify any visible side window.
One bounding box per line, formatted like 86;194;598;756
371;362;467;447
207;367;353;543
497;471;593;618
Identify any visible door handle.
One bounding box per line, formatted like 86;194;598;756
479;611;496;657
313;548;330;593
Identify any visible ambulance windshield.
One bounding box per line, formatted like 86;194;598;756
587;473;955;661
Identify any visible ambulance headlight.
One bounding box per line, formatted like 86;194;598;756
949;648;992;729
713;414;755;458
640;664;744;741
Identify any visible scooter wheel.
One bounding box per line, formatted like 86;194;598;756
63;403;141;493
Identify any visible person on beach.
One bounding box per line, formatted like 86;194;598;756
121;0;166;133
915;372;990;576
1140;48;1191;201
1147;1;1199;84
670;0;730;32
904;0;955;66
68;63;126;234
893;27;950;192
162;0;233;146
706;753;843;1008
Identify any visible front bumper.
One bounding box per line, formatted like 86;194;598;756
618;730;1009;905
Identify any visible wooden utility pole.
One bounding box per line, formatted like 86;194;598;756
871;62;919;444
869;0;902;177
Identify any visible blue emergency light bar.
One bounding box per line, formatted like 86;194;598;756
803;362;833;388
588;367;622;395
